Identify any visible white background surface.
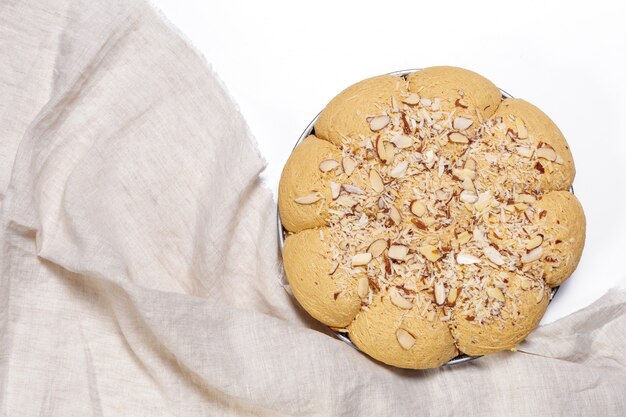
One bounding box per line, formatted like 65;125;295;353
151;0;625;323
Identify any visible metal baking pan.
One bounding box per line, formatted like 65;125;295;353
277;68;561;366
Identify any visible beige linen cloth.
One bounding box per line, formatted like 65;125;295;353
1;0;625;416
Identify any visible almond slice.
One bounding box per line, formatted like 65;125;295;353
389;206;402;225
462;177;475;192
419;98;432;107
447;287;459;305
388;244;409;261
367;239;387;257
351;252;372;267
457;231;472;245
434;281;446;305
515;193;536;204
515;117;528;139
452;168;476;180
330;182;340;200
384;143;395;164
419;245;441;262
515;146;533;158
369;169;384;194
294;192;322;205
431;97;441;111
554;154;565;164
453;117;473;131
390;135;414;149
474;191;493;212
357;277;370;298
537;146;557;161
464;158;476;171
319;159;340;173
335;195;356;207
328;261;339;275
369;115;390;132
410;200;427;217
343;184;365;195
457;251;481;265
460;190;478;203
342;156;357;176
402;93;420;105
389;161;409;178
396;328;416;350
448;132;469;144
522;246;543;263
526;235;544;250
483;246;505;266
486;287;505;302
390;288;413;309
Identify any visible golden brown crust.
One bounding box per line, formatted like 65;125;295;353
278;135;341;233
407;66;501;122
283;228;361;327
348;292;458;369
315;75;408;146
536;191;586;286
450;273;549;356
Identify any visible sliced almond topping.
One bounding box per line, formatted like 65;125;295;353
410;200;427;217
369;115;390;132
319;159;340;173
294;192;322;205
457;231;471;245
390;288;413;309
328;261;339;275
522;246;543;263
342;156;357;176
514;203;528;211
537;146;557;161
457;251;481;265
423;217;436;227
554;154;565;164
462;177;475;192
396;328;416;350
390;134;414;149
473;227;488;247
515;117;529;139
402;93;420;105
389;206;402;225
460;190;478;204
453;117;473;131
520;279;531;290
369;169;384;193
384;143;395;164
389;161;409;178
515;146;533;158
351;252;372;267
447;288;459;305
483;246;505;266
464;158;476;171
367;239;387;257
434;282;446;305
330;182;340;200
335;195;357;207
419;245;441;262
343;184;365;195
388;244;409;261
453;168;476;180
431;97;441;111
474;191;493;212
419;98;432;107
486;287;505;302
515;194;536;204
357;277;370;298
448;132;469;144
525;235;544;251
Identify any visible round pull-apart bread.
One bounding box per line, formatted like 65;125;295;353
278;66;585;369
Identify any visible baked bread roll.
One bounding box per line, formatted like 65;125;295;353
279;66;585;369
